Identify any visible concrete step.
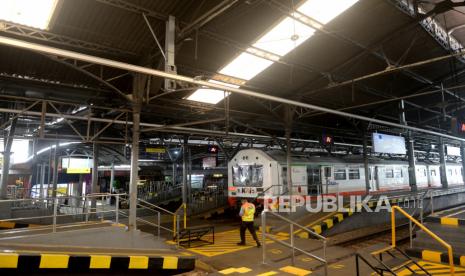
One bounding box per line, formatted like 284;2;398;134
416;228;465;244
412;239;465;255
374;257;412;272
406;247;465;267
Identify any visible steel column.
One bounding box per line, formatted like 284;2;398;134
461;142;465;185
164;15;177;91
128;109;140;230
51;140;59;199
362;132;370;194
407;136;417;192
0;117;17;198
40;163;46;199
400;100;417;191
182;136;188;204
91;142;99;210
439;137;448;188
110;162;115;193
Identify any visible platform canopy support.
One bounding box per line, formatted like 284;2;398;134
128;73;145;230
439;137;448;189
461;142;465;185
0;116;17;198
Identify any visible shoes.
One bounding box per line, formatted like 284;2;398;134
237;242;246;246
256;243;261;248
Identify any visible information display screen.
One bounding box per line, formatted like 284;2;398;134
446;146;461;156
372;133;406;154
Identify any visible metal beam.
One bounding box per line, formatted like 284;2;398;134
44;56;131;101
0;20;135;57
0;35;463;142
141;117;225;132
270;0;465;113
179;0;239;38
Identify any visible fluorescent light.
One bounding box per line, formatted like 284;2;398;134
187;89;229;104
0;0;60;30
187;80;239;104
253;17;315;56
219;52;274;81
298;0;358;24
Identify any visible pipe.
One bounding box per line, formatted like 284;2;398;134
0;35;463;141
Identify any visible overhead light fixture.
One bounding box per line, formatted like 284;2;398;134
187;80;239;105
219;52;274;81
253;17;315;56
297;0;359;24
188;0;358;104
0;0;60;30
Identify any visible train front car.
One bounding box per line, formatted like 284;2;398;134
227;149;277;208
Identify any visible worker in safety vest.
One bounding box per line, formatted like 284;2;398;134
237;199;261;247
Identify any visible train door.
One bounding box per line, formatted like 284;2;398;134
369;166;378;192
307;166;321;195
321;166;333;194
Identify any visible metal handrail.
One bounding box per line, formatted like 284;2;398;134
0;193;124;233
173;203;187;244
391;205;455;275
118;196;175;238
261;209;327;275
136;198;176;215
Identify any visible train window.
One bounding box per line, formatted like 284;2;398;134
334;168;346;180
232;165;263;187
431;170;436;176
385;169;394;178
424;169;427;177
393;168;402;178
349;168;360;180
448;169;453;176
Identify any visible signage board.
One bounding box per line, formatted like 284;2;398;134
202;156;216;168
372;133;406;154
446;145;461;156
67;168;91;174
145;147;165;153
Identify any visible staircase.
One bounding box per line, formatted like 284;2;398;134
354;205;457;275
406;215;465;267
356;242;431;275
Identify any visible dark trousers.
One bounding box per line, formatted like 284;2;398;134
240;221;259;244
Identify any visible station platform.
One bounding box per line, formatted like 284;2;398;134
0;222;195;274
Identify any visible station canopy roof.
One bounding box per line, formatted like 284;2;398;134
0;0;465;155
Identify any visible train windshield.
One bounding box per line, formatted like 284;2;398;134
232;165;263;187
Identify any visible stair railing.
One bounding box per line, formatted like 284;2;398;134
391;205;455;275
173;203;187;245
261;209;328;275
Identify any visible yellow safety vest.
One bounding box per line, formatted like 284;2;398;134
242;203;255;222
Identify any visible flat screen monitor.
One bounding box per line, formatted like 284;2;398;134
372;133;406;155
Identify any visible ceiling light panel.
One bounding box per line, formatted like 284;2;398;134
298;0;359;24
253;17;316;56
219;52;274;81
186;80;238;104
0;0;59;30
187;89;229;104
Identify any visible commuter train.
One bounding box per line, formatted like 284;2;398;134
227;149;464;206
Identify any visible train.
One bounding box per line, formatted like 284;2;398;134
227;149;464;206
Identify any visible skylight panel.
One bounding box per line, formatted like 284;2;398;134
298;0;358;24
219;52;274;81
253;17;315;56
0;0;59;30
186;80;239;105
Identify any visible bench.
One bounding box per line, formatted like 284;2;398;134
175;225;215;248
